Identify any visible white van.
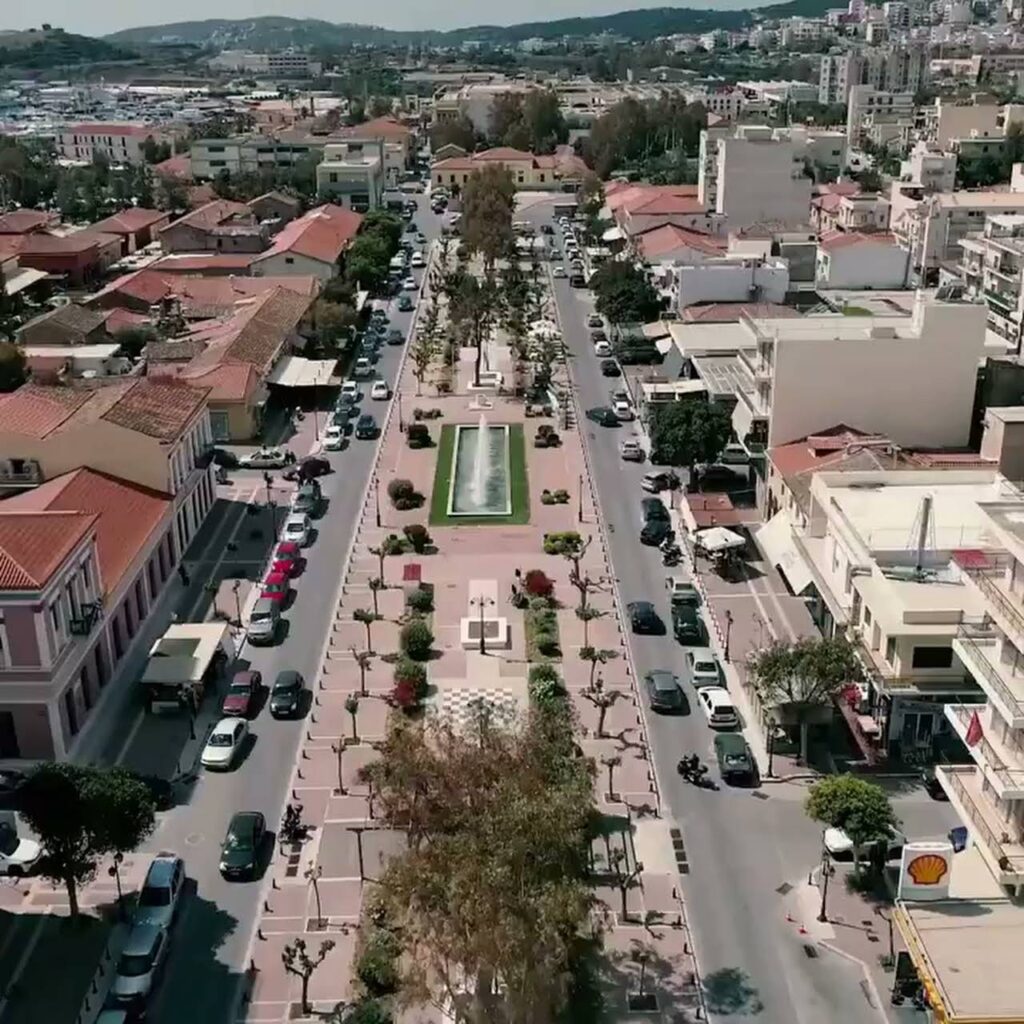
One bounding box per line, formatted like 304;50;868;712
389;254;406;274
697;687;739;729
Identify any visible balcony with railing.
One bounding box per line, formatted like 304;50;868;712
0;459;43;490
853;633;979;699
953;624;1024;728
938;765;1024;886
954;551;1024;659
946;703;1024;799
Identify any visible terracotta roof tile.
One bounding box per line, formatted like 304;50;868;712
4;469;170;594
0;211;56;235
101;378;209;440
0;511;96;589
818;230;899;252
91;209;168;235
253;204;362;266
635;224;725;260
682;303;803;323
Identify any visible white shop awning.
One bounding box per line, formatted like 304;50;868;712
602;225;624;242
695;526;746;554
756;513;812;595
4;268;47;296
267;356;338;388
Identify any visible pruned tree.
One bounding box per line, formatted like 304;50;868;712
582;678;623;738
576;605;605;646
359;714;594;1021
748;636;858;765
368;576;384;616
601;753;622;800
353;608;382;652
282;937;336;1014
579;646;618;689
350;647;374;697
806;776;898;873
345;693;361;743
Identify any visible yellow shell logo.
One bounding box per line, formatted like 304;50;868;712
907;853;948;886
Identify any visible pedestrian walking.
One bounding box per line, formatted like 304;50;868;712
177;563;190;586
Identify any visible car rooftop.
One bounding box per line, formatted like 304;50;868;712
123;922;162;954
143;855;179;887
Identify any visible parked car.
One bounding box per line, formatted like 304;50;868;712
402;276;419;291
666;576;700;607
283;513;312;547
352;358;374;379
641;497;669;521
644;670;684;713
272;540;302;576
222;670;261;717
552;266;566;278
386;328;404;346
714;733;754;783
398;296;414;312
134;855;185;930
693;464;744;492
697;687;739;730
201;718;249;770
593;341;612;358
323;423;345;451
824;825;906;861
586;406;619;427
640;519;673;546
587;314;604;329
600;359;621;377
370;380;391;400
627;601;664;634
111;924;169;1006
219;811;266;880
269;670;305;719
260;571;290;605
620;439;644;462
340;380;361;401
570;274;586;287
672;603;707;645
0;824;41;877
291;482;321;516
613;399;634;421
355;414;379;439
239;447;291;469
641;470;680;493
589;329;607;343
686;647;721;687
246;598;280;645
411;252;426;268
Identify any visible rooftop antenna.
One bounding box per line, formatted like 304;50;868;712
910;494;936;576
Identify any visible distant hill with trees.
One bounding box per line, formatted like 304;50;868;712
0;26;135;68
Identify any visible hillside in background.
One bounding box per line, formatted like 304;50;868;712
0;27;135;67
105;0;838;48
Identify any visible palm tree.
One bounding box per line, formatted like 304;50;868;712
352;608;380;652
349;647;373;696
344;693;360;743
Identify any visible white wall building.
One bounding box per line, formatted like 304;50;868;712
815;231;911;288
657;255;790;312
961;214;1024;352
208;50;323;77
899;141;958;192
315;142;385;211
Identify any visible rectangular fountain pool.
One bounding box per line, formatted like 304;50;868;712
447;418;512;517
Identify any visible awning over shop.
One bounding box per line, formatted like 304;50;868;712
268;356;338;388
4;268;47;296
695;526;745;554
756;513;812;595
602;226;624;242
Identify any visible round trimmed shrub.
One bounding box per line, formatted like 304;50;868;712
400;617;434;660
406;587;433;613
387;478;415;505
355;926;400;996
393;656;428;698
403;523;431;553
523;569;554;600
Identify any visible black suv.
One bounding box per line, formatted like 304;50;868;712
641;497;669;522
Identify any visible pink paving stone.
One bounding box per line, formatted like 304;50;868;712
294;747;342;788
317;821;406;880
594;882;645;922
309;696;391;740
289;787;331;821
569;691;641;740
264;884;308;918
308;878;363;919
640;873;683;924
331;618;402;653
319;660;392;694
239;1001;289;1023
250;929;355;1005
325;793;372;822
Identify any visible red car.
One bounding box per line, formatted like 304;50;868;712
272;541;301;576
222;670;261;717
261;571;291;604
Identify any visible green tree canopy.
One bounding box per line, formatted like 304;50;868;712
460;164;515;267
360;210;402;253
360;712;595;1021
589;260;661;324
648;400;731;470
19;762;155;917
345;233;392;291
748;636;859;764
430;116;478;154
806;775;898;871
0;341;27;389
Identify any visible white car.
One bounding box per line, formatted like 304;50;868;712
552;266;566;278
284;513;311;547
686;647;720;687
352;358;374;379
410;252;426;268
201;717;249;770
402;277;419;291
824;825;906;860
0;825;41;877
239;447;289;469
111;924;170;1006
594;341;612;358
323;423;344;451
370;380;391;400
613;399;634;421
340;379;360;401
697;687;739;730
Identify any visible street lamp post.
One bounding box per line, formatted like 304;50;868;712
469;594;495;654
108;852;125;920
397;391;404;432
723;609;734;663
818;836;835;923
374;478;381;528
232;579;242;629
765;713;777;779
577;473;584;523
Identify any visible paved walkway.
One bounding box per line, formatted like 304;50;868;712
235;251;704;1022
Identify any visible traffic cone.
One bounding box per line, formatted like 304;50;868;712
798;923;808;935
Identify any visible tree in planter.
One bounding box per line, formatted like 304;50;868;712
409;331;438;397
403;524;431;554
609;847;644;923
442;264;502;388
400;618;434;661
353;608;382;652
350;647;374;697
355;923;401;997
406;586;433;614
648;400;732;473
747;636;858;765
528;664;567;711
18;763;156;918
805;776;898;874
282;937;336;1015
369;536;404;583
368;577;384;617
392;657;428;709
387;479;421;510
579;645;618;689
582;678;623;738
522;569;554;601
601;753;622;800
345;694;361;743
577;605;605;646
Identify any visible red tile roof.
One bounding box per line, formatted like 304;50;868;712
0;511;97;589
768;426;887;477
0;379;208;442
635;224;725;260
91;209;168;235
340;116;411;140
178;362;260;402
252;205;362;267
66;123;154;137
0;211;56;235
4;469;170;594
153;154;192;180
18;234;99;255
819;230;899;252
169;199;254;231
147;253;255;273
102;308;152;334
683;303;803;323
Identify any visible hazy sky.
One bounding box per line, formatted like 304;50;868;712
3;0;758;37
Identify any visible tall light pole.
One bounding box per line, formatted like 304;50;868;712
469;594;495;654
232;579;242;629
397;390;404;431
108;852;125;920
765;713;777;779
578;474;584;523
724;609;734;663
818;835;835;923
374;478;381;528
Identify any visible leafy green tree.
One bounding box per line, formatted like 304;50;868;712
430;116;477;154
345;233;392;291
806;776;898;872
461;164;515;268
113;326;158;360
648;400;731;471
748;636;859;765
18;763;155;918
489;92;525;146
0;341;27;388
443;265;502;387
359;714;594;1021
359;210;402;253
314;299;355;352
522;88;568;153
590;261;660;324
368;96;393;118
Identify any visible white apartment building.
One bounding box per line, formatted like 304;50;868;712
653;255;790;313
816;231;911;288
779;18;831;47
698;125;812;231
846;86;915;147
899;141;957;192
682;87;745;121
820;46;928;105
56;123;172;165
731;292;985;455
961;214;1024;352
190;133;327;179
315;141;385;211
892;181;1024;281
812;193;891;235
208;50;323;77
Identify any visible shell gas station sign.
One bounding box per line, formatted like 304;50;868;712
898;841;954;901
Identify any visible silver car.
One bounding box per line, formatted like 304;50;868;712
111;923;169;1005
134;854;185;931
246;598;280;645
